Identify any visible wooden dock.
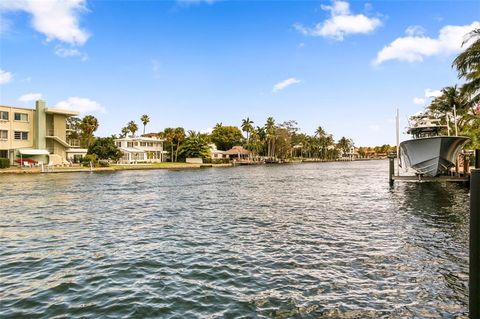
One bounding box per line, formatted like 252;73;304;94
391;175;469;183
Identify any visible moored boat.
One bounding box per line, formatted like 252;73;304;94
399;117;469;177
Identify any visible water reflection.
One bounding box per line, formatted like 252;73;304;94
0;161;470;318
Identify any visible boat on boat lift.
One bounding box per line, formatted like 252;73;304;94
399;115;469;177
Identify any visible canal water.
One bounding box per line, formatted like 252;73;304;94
0;160;470;318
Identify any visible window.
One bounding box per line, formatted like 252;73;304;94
116;142;122;147
0;130;7;139
14;113;28;121
127;142;134;148
140;142;147;147
0;111;8;120
0;150;7;158
14;131;28;140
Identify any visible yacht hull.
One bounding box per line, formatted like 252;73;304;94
399;136;469;177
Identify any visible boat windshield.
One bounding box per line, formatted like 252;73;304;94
406;117;447;138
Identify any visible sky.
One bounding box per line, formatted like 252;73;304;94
0;0;479;146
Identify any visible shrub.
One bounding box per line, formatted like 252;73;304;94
0;158;10;168
82;154;98;167
98;160;110;167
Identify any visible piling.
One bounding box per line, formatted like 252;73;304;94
476;149;480;169
389;157;394;186
470;169;480;318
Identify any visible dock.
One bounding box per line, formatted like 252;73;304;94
391;175;469;183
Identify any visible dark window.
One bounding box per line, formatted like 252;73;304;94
0;111;8;120
0;150;7;158
14;113;28;121
14;131;28;140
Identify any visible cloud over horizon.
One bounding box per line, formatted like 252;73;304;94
18;92;42;102
294;0;382;41
272;78;301;93
374;21;480;65
55;97;106;114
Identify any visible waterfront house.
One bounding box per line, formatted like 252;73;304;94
114;136;165;164
0;100;84;166
209;143;229;161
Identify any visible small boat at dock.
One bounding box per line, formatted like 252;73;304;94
399;117;469;177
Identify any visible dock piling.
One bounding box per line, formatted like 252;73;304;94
470;169;480;318
475;149;480;169
389;157;394;186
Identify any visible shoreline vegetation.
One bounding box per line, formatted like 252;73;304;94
0;158;382;175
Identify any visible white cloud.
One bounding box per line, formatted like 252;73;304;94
272;78;301;93
413;97;425;105
0;0;90;46
405;25;426;37
54;45;87;60
374;21;480;65
0;69;12;85
294;0;382;41
424;88;442;98
55;97;105;113
18;92;42;102
412;88;443;105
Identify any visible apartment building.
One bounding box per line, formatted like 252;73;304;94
0;100;81;165
115;136;165;164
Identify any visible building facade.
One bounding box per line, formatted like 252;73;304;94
115;136;165;164
0;100;81;165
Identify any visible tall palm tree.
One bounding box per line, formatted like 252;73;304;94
265;117;276;158
453;28;480;103
140;114;150;135
173;127;186;162
241;117;254;144
127;121;138;137
79;115;99;148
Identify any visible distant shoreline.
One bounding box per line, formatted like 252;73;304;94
0;159;385;175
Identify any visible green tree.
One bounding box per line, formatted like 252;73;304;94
173;127;186;162
453;28;480;103
140;114;150;135
337;137;353;157
241;117;254;143
120;126;129;138
265;117;276;158
127;121;138;137
87;137;123;161
66;116;81;143
178;131;210;159
210;125;243;151
79;115;99;148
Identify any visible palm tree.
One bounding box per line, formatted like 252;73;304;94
265;117;276;158
79;115;99;148
453;28;480;103
140;114;150;135
241;117;254;143
120;126;129;138
173;127;186;162
127;121;138;137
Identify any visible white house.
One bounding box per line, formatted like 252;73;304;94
209;143;229;160
115;136;165;164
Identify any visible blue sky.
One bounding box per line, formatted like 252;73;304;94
0;0;479;146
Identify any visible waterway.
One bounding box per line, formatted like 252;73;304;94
0;160;470;318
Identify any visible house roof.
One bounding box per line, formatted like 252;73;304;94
225;146;250;155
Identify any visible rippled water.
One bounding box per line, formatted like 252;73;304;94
0;160;470;318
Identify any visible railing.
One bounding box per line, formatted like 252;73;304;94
67;139;81;147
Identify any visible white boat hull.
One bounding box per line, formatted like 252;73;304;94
399;136;469;177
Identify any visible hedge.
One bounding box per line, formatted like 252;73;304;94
0;158;10;169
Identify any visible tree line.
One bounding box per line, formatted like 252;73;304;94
416;28;480;149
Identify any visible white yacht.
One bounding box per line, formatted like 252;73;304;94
399;117;469;177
